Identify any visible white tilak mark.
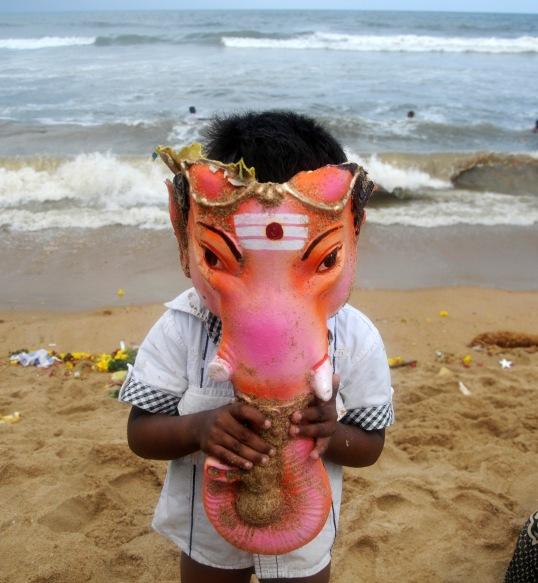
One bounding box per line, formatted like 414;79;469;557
241;239;305;251
233;213;309;226
235;225;308;238
233;213;309;252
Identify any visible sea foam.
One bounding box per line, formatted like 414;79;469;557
222;32;538;54
349;153;451;193
0;152;168;210
0;36;96;50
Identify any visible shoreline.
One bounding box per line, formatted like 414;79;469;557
2;223;537;312
2;286;537;359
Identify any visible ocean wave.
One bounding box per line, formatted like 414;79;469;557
0;207;169;231
367;189;538;227
94;34;166;46
0;36;95;50
1;152;537;230
347;151;451;193
0;153;168;209
347;151;538;196
222;32;538;54
451;153;538;196
182;29;302;44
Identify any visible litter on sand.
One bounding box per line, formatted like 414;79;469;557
388;356;417;369
9;345;138;373
10;349;59;368
499;358;513;369
0;411;21;425
462;354;473;367
458;381;472;396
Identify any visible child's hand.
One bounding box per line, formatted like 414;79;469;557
195;403;276;470
288;374;339;460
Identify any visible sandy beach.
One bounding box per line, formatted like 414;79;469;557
1;273;537;582
2;5;538;581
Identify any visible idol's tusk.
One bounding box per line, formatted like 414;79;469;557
208;355;233;382
311;355;333;401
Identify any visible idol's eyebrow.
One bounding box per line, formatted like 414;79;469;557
301;226;343;261
198;222;242;261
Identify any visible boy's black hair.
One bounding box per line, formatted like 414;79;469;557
203;111;347;183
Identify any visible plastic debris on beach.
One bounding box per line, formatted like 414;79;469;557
439;310;449;318
116;288;126;298
0;412;21;425
458;381;472;396
9;345;137;374
499;358;513;369
388;356;417;369
462;354;473;367
10;349;59;368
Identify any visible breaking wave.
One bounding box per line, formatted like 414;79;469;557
0;152;536;231
222;32;538;54
4;32;537;54
0;36;95;50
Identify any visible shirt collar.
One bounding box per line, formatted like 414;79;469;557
164;288;222;344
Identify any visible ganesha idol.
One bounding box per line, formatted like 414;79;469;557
155;143;374;556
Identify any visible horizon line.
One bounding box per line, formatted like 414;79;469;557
1;8;537;15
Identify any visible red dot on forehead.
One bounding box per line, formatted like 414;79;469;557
266;222;284;240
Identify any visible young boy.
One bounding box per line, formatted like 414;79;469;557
119;111;394;583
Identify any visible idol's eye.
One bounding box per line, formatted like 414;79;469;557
203;247;222;269
317;246;342;273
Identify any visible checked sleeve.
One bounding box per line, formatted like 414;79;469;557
118;310;188;415
331;305;394;431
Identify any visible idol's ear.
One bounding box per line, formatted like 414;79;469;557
166;177;191;278
351;170;375;236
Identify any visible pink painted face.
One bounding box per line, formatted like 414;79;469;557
165;156;373;402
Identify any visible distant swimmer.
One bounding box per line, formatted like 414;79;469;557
186;105;209;122
407;110;415;119
533;119;538;133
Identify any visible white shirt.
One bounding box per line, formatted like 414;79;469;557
118;288;393;578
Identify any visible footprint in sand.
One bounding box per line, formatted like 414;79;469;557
38;490;120;534
375;492;406;512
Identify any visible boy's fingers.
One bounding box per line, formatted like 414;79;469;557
218;434;272;468
310;436;331;459
230;402;271;430
290;420;335;439
211;445;254;470
226;418;275;456
295;405;335;424
290;375;340;424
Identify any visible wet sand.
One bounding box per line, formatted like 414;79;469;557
1;223;537;311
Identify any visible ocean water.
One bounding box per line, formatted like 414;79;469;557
0;9;537;230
